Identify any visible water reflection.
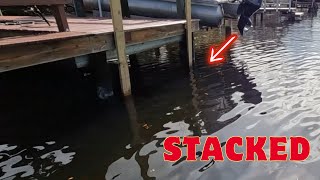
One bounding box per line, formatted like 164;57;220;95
105;27;264;179
0;143;75;179
105;14;320;180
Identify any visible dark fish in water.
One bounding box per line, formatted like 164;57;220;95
237;0;262;35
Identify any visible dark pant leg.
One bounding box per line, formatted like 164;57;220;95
237;1;261;35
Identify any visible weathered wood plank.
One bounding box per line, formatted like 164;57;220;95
0;0;71;6
0;1;71;32
127;24;185;44
0;20;199;47
0;16;198;34
107;35;183;60
0;33;114;72
0;17;199;74
110;0;131;96
0;33;186;72
0;32;87;47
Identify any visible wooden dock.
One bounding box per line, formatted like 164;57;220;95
0;16;199;63
0;0;198;97
0;16;199;93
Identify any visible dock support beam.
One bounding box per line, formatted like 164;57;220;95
225;19;231;39
177;0;194;67
110;0;131;96
51;5;70;32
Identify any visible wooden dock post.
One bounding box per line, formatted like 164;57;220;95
177;0;194;67
121;0;137;74
185;0;194;66
51;5;70;32
110;0;131;96
225;19;231;39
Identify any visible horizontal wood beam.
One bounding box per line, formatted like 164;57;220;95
126;24;184;44
0;0;71;6
107;35;184;60
0;33;114;72
0;20;199;47
0;20;199;73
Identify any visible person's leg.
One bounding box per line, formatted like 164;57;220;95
237;15;247;35
237;1;261;35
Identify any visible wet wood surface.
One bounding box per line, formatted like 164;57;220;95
0;16;199;72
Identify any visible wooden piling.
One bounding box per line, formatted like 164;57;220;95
185;0;193;67
225;26;231;39
225;19;231;39
51;5;70;32
122;0;137;71
110;0;131;96
260;13;264;22
176;0;194;67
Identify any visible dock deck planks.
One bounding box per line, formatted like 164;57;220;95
0;16;199;73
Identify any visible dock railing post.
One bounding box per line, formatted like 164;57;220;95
185;0;194;67
110;0;131;96
225;19;231;39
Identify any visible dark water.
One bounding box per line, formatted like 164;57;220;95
1;13;320;180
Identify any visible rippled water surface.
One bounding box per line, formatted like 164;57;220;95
1;12;320;180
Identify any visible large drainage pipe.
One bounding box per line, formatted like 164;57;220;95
83;0;224;26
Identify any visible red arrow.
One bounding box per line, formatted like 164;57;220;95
209;34;238;63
